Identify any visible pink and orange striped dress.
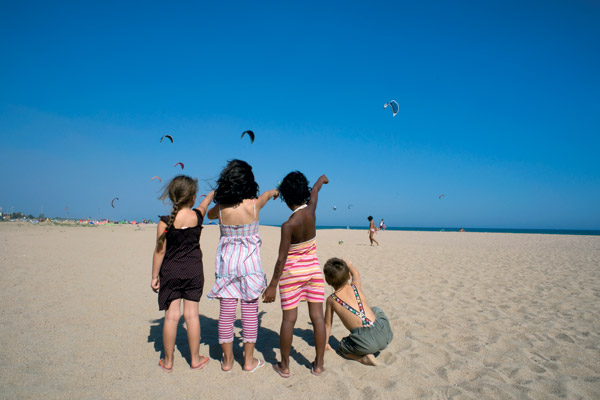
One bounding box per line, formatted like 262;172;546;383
279;237;325;310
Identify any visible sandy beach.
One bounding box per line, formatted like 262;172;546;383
0;222;599;399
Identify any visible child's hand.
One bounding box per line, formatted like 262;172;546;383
262;284;277;303
151;277;160;293
273;189;279;200
320;175;329;184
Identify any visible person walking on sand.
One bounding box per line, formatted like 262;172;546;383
206;159;279;373
368;216;379;246
263;172;329;378
151;175;214;373
323;258;393;366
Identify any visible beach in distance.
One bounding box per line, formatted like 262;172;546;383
1;222;599;399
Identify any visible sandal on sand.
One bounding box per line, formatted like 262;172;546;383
310;361;324;377
244;359;265;373
158;359;173;373
190;356;210;370
272;363;290;378
221;360;233;373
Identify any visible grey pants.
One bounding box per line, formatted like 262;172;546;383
338;307;393;356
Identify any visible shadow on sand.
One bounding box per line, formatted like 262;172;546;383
148;311;323;369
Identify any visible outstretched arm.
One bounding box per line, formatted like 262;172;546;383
195;190;215;218
256;188;279;210
307;174;329;211
262;222;292;303
151;221;167;292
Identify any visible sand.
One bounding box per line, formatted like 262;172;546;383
0;222;599;399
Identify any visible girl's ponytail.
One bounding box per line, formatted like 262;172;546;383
156;204;179;252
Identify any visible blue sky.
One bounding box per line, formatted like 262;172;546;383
1;1;599;229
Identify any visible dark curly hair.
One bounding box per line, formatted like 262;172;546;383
213;159;259;205
279;171;311;208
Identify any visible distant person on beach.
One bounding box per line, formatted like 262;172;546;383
323;258;393;366
206;159;279;373
263;172;329;377
368;216;379;246
151;175;214;373
379;218;386;231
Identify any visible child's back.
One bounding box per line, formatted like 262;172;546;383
323;258;393;366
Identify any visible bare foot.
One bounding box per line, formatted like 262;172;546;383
243;358;265;372
357;354;378;366
221;358;234;372
310;361;324;376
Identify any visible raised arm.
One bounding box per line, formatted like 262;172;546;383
346;260;362;289
151;221;167;292
256;188;279;210
195;190;215;218
262;222;293;303
307;174;329;211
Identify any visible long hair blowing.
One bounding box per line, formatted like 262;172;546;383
213;159;259;205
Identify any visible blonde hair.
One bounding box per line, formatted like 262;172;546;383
156;175;198;252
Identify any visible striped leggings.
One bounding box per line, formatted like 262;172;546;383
218;298;258;344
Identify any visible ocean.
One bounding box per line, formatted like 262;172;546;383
315;226;600;236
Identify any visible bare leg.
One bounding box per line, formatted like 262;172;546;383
220;342;234;371
243;342;259;370
183;299;205;367
308;302;326;374
162;299;181;369
277;308;298;374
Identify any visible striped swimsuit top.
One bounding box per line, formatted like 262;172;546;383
330;284;374;327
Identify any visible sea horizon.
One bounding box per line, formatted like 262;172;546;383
312;226;600;236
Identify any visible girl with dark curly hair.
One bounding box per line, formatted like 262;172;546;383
206;159;279;372
263;171;329;377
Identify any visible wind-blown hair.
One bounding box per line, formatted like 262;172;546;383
213;159;259;205
156;175;198;252
279;171;311;208
323;258;350;289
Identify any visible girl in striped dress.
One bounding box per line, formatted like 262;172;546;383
263;172;329;377
206;159;279;373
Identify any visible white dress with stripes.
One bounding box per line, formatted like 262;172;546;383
207;202;267;301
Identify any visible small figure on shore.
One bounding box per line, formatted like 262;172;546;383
379;218;386;231
206;159;279;372
323;258;393;366
263;172;329;378
368;216;379;246
151;175;214;373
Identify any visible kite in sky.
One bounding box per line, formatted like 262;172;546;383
174;162;184;170
241;130;255;143
439;194;445;199
111;197;119;208
160;134;174;143
152;176;161;182
333;205;337;211
348;204;353;209
384;100;399;117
